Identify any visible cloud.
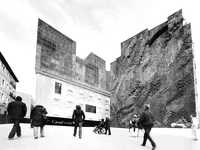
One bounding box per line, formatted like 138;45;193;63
0;0;38;45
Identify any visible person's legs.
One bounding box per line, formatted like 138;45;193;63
142;128;148;146
73;124;78;137
146;127;156;148
8;124;16;139
133;125;136;132
78;122;82;139
33;127;39;139
108;127;111;135
16;121;21;137
105;127;107;134
40;126;45;137
137;128;139;137
8;120;18;139
192;126;198;140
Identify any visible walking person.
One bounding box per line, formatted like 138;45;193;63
132;115;138;132
72;105;85;139
7;96;27;139
129;119;133;132
190;114;198;141
30;105;47;139
138;104;156;150
105;117;111;135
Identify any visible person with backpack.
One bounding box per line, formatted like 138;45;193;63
30;105;47;139
138;104;156;150
7;96;27;139
72;105;85;139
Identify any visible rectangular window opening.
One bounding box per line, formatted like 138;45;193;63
85;104;96;113
55;82;62;94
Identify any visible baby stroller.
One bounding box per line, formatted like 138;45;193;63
93;119;106;134
93;125;106;134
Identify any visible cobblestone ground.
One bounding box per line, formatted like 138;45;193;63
0;124;199;150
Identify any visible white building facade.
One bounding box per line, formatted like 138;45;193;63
36;72;110;121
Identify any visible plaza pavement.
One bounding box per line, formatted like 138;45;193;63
0;124;199;150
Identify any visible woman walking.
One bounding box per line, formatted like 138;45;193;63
30;105;47;139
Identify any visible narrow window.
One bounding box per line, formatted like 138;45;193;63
55;82;62;94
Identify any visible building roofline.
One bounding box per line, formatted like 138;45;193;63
38;18;76;43
0;52;19;82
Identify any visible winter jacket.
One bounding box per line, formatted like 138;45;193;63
7;100;27;120
138;110;154;128
72;109;85;124
30;105;47;127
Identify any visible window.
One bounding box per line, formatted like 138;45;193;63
55;82;62;94
10;81;16;89
85;104;96;113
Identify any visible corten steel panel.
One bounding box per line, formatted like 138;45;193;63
36;19;76;79
110;9;196;127
84;53;106;89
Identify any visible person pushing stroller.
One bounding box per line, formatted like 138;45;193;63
93;119;106;134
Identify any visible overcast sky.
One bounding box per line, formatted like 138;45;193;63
0;0;200;106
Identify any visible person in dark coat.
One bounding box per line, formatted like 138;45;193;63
7;96;27;139
105;117;111;135
72;105;85;139
138;104;156;150
30;105;47;139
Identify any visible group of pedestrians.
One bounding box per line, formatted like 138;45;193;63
130;104;199;150
128;104;157;150
5;96;198;150
7;96;47;140
72;105;111;138
6;96;110;140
